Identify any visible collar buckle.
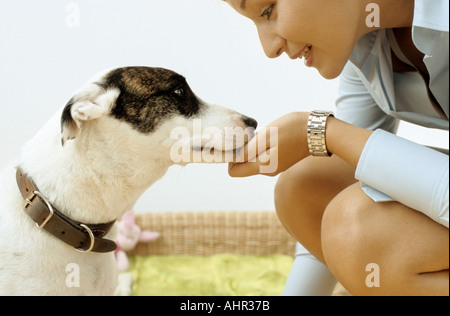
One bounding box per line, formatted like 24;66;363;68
25;190;54;229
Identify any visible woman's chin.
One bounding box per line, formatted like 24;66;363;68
317;64;343;80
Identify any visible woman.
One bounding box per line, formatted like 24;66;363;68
224;0;449;295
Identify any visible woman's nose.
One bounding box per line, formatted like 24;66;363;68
256;24;285;58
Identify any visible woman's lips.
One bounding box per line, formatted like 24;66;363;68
303;45;313;67
300;44;312;60
290;44;311;59
290;44;313;66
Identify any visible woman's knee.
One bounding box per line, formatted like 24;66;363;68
320;184;378;293
275;156;356;227
274;162;310;236
274;157;329;232
274;160;311;216
318;179;448;295
321;184;370;258
321;183;428;273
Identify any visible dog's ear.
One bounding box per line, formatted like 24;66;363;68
61;85;120;146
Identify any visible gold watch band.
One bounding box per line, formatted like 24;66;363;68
307;110;334;157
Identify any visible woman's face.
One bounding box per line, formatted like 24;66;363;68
226;0;365;79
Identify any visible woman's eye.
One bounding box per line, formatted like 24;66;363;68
174;88;184;97
260;5;274;20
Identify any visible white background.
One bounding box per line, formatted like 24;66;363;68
1;0;447;213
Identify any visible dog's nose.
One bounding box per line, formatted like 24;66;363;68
243;116;258;129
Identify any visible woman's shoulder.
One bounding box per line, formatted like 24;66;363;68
413;0;448;32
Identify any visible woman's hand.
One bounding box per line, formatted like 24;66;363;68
228;112;311;177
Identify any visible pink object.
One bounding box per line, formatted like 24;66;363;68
115;211;160;271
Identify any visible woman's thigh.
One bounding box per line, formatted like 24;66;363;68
322;183;449;296
274;155;357;262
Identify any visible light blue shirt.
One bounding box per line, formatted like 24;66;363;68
336;0;449;227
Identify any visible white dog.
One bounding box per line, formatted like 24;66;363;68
0;67;257;295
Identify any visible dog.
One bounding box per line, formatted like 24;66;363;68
0;66;257;295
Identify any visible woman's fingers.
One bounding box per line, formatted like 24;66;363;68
228;124;279;177
228;147;279;177
229;112;311;178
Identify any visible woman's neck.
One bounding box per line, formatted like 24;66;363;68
359;0;414;36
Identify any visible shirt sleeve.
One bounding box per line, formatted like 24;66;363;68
356;129;449;228
336;62;399;132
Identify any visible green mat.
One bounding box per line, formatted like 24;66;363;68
128;254;294;296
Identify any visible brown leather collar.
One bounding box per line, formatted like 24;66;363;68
16;168;117;253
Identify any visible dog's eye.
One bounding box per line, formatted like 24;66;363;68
174;88;184;97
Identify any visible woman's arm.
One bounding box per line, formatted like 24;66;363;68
326;116;372;167
228;62;396;177
355;129;449;228
228;112;371;176
229;112;449;227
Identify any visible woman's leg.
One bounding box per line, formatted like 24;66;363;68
275;155;357;295
322;183;449;296
275;155;357;262
282;242;338;296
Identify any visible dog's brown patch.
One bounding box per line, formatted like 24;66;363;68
62;67;203;135
105;67;202;134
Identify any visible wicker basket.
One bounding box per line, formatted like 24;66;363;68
128;211;297;257
127;211;351;296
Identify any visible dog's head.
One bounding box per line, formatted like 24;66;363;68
61;67;257;164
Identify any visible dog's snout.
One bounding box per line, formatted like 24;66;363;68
243;116;258;129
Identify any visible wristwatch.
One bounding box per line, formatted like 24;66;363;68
307;110;334;157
